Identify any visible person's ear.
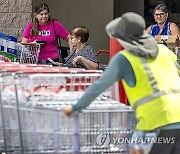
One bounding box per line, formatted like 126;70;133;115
78;36;81;43
166;13;169;20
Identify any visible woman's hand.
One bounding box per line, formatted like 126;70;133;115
64;105;73;117
53;62;63;66
72;56;81;67
21;38;38;45
47;58;63;66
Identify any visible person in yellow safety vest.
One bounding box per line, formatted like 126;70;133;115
64;12;180;154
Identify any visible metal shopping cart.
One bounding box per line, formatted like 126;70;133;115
0;69;136;153
16;43;40;64
0;70;102;153
16;73;136;153
0;71;22;154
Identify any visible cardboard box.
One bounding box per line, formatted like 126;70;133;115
155;35;180;48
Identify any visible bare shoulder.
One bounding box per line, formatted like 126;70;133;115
170;22;180;36
146;25;152;34
170;22;179;29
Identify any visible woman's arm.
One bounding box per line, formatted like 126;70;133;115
71;45;99;69
21;37;37;45
170;23;180;37
146;25;152;34
67;34;73;53
72;56;98;70
21;22;33;43
21;37;29;44
54;20;70;40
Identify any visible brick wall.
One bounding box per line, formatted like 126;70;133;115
0;0;32;41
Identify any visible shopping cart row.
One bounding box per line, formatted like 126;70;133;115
0;65;136;154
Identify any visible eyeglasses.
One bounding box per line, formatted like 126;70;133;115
154;13;166;17
70;35;76;40
70;35;81;40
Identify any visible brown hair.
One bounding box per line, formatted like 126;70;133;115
71;26;89;43
154;3;168;14
31;3;51;36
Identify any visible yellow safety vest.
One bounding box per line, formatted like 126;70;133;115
121;44;180;131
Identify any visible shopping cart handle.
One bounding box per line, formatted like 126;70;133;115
21;42;37;46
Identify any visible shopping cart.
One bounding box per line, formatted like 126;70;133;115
14;73;136;153
16;43;40;64
0;69;136;153
0;71;22;154
0;70;103;153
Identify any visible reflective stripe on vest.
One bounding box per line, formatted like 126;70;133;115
133;57;180;111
